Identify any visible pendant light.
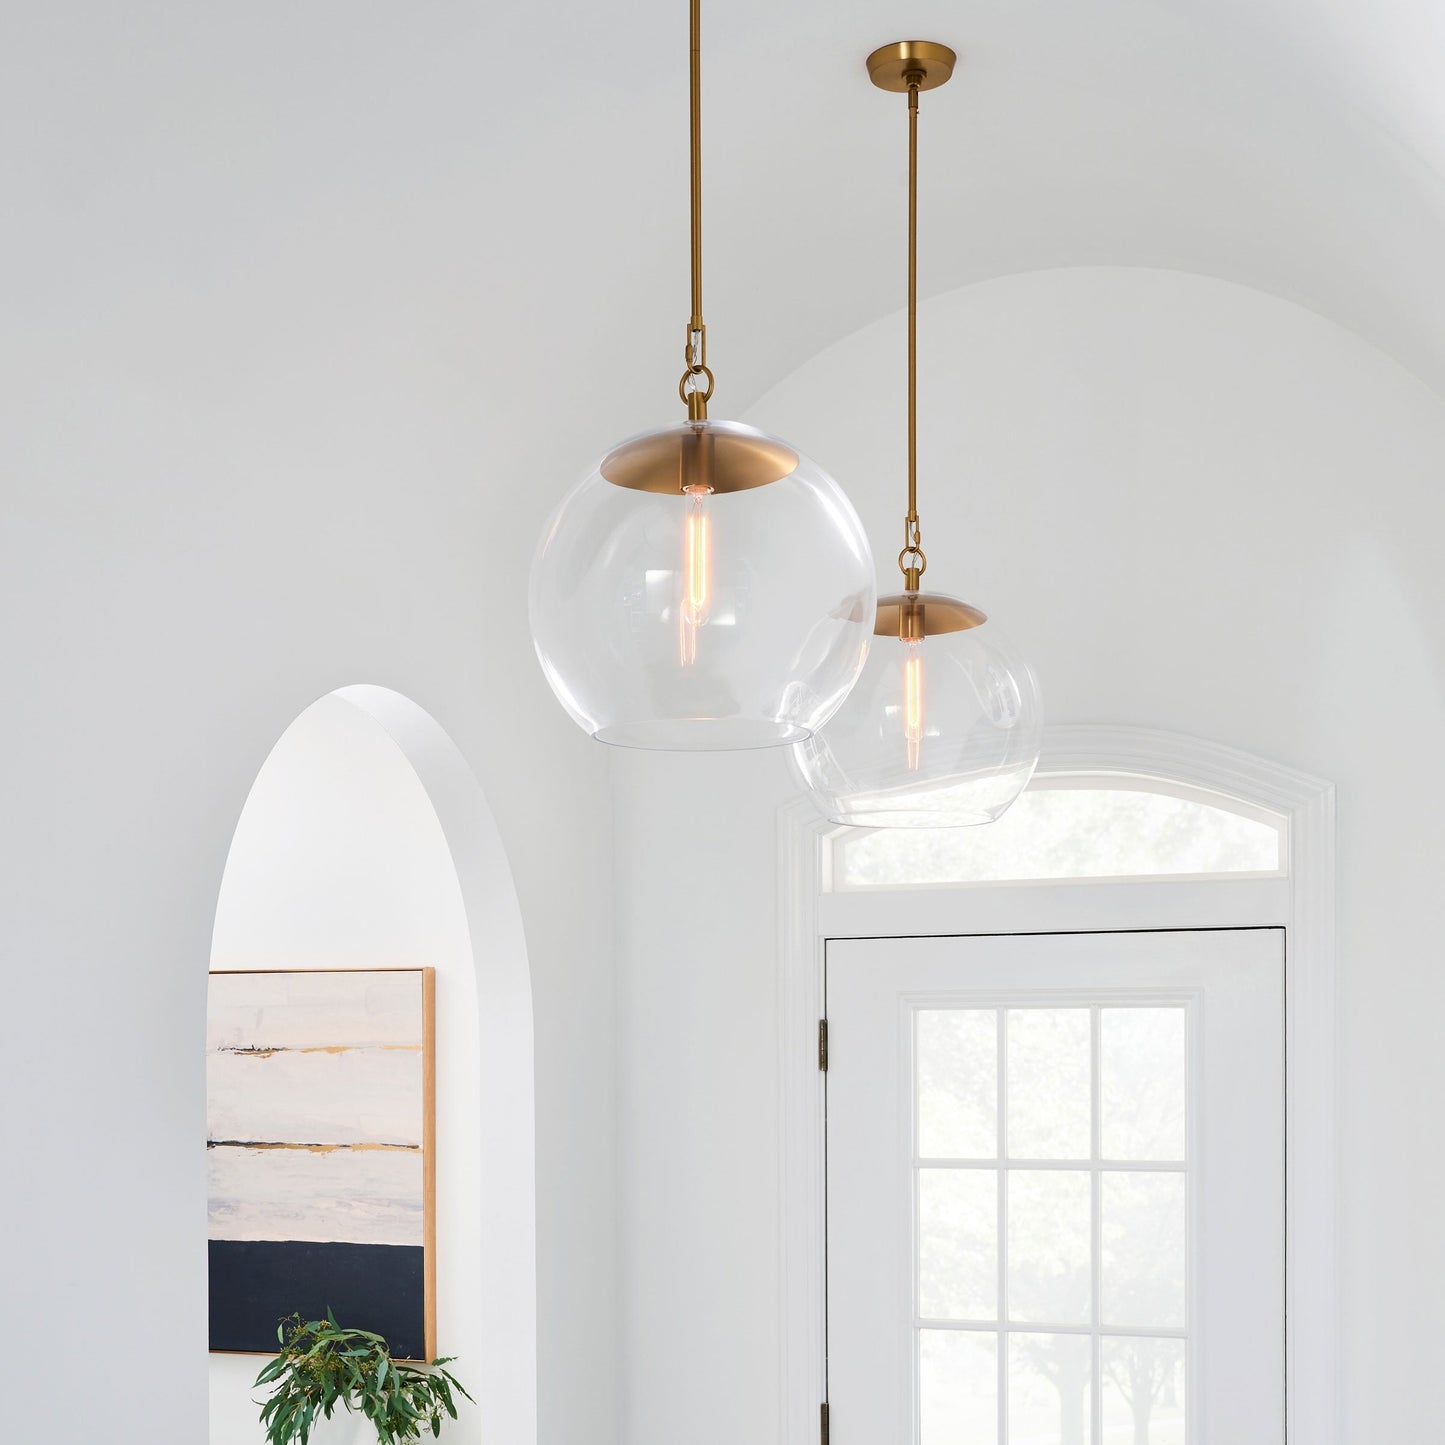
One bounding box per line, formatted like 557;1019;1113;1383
528;1;876;751
792;42;1042;826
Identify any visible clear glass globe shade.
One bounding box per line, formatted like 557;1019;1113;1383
791;597;1042;826
529;418;877;750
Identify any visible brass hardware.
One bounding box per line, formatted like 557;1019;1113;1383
679;322;716;417
690;0;703;331
899;533;927;584
818;1018;829;1072
907;78;918;555
590;0;720;454
874;591;987;639
600;423;798;494
866;41;957;93
869;41;957;590
678;0;711;421
597;2;798;489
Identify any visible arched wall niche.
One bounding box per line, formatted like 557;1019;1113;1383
207;685;536;1445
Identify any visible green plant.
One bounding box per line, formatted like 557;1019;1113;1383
254;1312;472;1444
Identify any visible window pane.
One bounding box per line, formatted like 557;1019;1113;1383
833;784;1282;888
919;1169;998;1321
1006;1009;1091;1160
1007;1170;1091;1324
1101;1337;1186;1443
1008;1333;1092;1445
920;1330;998;1445
1102;1008;1187;1162
918;1009;998;1159
1101;1172;1187;1329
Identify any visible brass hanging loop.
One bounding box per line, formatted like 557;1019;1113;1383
900;514;926;591
899;518;927;592
680;320;714;418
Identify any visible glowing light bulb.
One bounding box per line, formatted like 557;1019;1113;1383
904;641;924;771
678;484;713;665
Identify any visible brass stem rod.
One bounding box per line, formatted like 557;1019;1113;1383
906;78;919;532
867;40;956;581
689;0;703;331
679;0;711;420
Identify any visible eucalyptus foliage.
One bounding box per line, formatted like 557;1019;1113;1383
254;1312;472;1444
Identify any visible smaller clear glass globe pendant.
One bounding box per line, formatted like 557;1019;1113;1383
529;418;876;750
791;590;1042;827
792;39;1044;827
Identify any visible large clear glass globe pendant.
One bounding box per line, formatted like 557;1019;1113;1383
793;40;1042;826
528;0;876;750
530;417;875;749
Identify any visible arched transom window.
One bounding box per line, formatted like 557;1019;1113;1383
827;775;1286;891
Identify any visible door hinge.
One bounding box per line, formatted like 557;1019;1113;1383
820;1400;830;1445
818;1017;829;1071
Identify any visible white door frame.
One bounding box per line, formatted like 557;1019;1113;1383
776;725;1336;1445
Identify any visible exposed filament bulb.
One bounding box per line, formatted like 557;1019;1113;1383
679;484;713;665
904;641;924;771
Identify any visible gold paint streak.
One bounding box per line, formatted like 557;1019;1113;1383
218;1045;422;1057
207;1140;421;1154
297;1045;421;1055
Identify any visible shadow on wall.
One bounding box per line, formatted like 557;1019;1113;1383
206;686;536;1445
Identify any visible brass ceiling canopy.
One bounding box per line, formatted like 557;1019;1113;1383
874;592;986;639
600;425;798;495
866;41;957;94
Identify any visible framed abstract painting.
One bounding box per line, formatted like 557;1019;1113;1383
206;968;436;1360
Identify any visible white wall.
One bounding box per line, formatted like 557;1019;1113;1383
0;8;622;1436
208;693;484;1443
8;5;1445;1442
612;268;1445;1445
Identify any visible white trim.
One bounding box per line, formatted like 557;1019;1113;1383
822;876;1290;938
777;725;1336;1445
337;685;538;1445
1023;768;1287;827
777;794;828;1445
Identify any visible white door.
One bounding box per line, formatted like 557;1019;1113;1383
825;928;1284;1445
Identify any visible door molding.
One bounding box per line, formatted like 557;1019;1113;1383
776;725;1336;1445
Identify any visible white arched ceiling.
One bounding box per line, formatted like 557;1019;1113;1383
693;0;1445;405
8;0;1445;486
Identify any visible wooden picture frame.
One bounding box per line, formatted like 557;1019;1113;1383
206;967;437;1361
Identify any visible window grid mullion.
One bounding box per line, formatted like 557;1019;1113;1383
917;1156;1186;1172
913;1318;1187;1341
914;1001;1193;1444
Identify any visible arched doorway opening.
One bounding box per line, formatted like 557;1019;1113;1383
207;686;536;1445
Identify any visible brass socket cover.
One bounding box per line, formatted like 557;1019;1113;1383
874;591;987;638
600;424;798;495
